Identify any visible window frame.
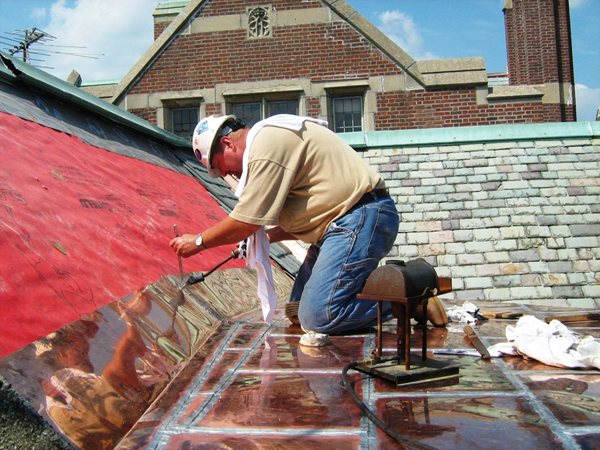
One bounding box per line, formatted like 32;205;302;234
323;82;368;133
227;94;299;126
170;106;199;141
331;95;364;133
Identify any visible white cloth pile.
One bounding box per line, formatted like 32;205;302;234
488;315;600;369
446;301;483;323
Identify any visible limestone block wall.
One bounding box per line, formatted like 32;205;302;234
349;121;600;309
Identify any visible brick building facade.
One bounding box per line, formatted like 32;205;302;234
504;0;576;121
110;0;576;139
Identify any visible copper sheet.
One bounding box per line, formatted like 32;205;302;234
5;293;600;449
118;300;600;450
0;267;294;450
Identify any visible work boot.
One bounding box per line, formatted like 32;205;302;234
285;301;300;325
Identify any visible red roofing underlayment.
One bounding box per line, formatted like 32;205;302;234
0;112;243;357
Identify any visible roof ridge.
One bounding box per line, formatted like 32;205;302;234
110;0;427;105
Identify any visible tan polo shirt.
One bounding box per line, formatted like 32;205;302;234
229;121;386;244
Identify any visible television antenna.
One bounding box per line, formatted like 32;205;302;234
0;27;103;69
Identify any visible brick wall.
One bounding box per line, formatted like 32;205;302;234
133;23;400;96
306;97;321;118
197;0;322;16
132;0;576;132
358;123;600;309
505;0;574;87
376;89;556;129
129;108;157;124
205;103;222;116
154;22;169;41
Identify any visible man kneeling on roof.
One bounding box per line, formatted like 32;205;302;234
170;114;399;347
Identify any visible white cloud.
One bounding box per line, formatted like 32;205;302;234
575;84;600;122
30;7;48;23
376;10;437;61
570;0;592;7
41;0;156;82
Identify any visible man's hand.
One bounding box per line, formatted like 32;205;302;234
170;234;203;258
169;217;261;259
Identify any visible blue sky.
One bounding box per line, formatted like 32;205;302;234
0;0;598;120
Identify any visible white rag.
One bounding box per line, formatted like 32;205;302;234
487;315;600;369
446;301;481;323
234;115;328;324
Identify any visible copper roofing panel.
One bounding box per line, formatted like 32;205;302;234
2;261;600;449
112;300;600;450
0;267;295;450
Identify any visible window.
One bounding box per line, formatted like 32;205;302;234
232;102;262;127
268;100;298;116
171;107;199;141
332;96;362;133
231;99;298;127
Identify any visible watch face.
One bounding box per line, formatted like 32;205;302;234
195;234;203;247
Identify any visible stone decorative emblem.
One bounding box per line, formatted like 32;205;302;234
248;6;271;38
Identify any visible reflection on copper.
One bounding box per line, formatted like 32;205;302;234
200;351;242;393
380;326;450;349
244;336;365;370
574;433;600;449
503;356;566;372
382;397;455;439
5;285;599;450
165;434;361;450
231;323;269;348
199;372;362;429
378;396;563;449
469;320;519;338
374;353;514;394
523;374;600;426
35;311;156;450
0;267;284;450
28;278;207;450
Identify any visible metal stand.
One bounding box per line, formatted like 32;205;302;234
356;261;459;386
356;354;460;387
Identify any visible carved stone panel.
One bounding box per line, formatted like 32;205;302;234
247;6;272;39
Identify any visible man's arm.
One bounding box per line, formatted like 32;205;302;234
170;216;261;258
266;226;296;243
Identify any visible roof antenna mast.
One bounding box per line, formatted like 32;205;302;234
1;27;103;70
2;28;55;65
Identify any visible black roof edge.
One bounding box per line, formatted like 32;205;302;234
0;52;190;149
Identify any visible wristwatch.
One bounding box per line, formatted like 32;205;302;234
195;233;206;251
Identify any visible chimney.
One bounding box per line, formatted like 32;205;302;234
503;0;576;121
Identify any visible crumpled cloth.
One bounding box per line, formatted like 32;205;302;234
241;228;278;324
488;315;600;369
234;115;328;324
446;301;484;323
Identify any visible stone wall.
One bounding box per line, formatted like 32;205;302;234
350;121;600;308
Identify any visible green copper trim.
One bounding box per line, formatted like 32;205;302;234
341;121;600;149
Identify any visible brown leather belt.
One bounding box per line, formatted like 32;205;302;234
353;189;390;208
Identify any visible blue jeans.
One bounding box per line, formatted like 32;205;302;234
289;196;399;334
